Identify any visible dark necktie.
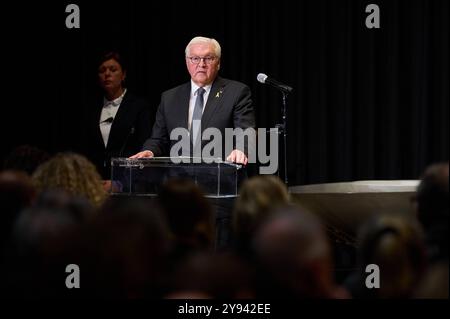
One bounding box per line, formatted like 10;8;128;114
191;87;205;147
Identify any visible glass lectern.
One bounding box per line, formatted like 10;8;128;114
110;157;242;198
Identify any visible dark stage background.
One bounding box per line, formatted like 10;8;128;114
1;0;448;186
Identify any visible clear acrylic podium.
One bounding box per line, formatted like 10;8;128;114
110;157;242;198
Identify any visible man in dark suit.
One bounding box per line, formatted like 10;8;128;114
131;36;255;164
84;52;154;179
131;36;255;249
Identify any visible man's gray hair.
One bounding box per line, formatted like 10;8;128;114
185;36;221;58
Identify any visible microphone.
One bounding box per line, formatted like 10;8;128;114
257;73;293;94
100;117;114;124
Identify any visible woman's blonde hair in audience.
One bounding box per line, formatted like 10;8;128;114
32;152;107;207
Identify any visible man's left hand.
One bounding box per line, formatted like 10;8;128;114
226;149;248;165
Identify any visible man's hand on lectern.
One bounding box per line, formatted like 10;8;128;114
129;150;154;159
226;149;248;165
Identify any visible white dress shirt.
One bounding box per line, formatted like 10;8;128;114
99;89;127;147
188;81;212;130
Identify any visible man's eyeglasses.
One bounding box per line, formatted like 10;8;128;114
187;56;217;65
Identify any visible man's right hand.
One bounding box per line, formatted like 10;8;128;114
129;150;154;159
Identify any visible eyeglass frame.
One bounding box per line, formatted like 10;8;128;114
186;56;218;65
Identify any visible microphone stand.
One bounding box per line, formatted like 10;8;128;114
268;91;289;185
280;92;288;185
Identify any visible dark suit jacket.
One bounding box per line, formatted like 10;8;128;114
142;77;255;159
84;91;154;178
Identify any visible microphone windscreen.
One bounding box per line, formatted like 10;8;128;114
257;73;268;84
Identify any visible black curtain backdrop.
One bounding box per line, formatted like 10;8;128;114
1;0;448;186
